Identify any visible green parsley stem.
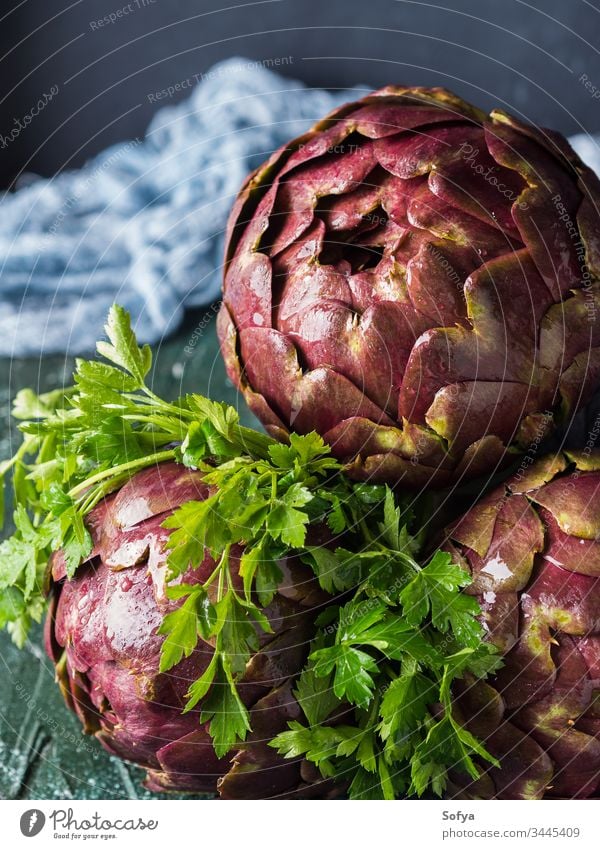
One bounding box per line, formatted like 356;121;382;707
216;544;231;601
270;471;277;503
140;388;197;421
202;559;224;592
201;541;232;593
134;431;184;447
68;449;176;497
358;517;374;543
77;472;134;515
119;414;188;438
233;426;275;460
0;436;35;476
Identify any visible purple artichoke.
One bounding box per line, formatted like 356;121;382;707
444;451;600;799
218;87;600;486
44;463;334;798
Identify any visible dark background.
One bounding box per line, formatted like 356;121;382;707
1;0;600;188
1;0;600;801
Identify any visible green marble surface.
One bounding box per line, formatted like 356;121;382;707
0;307;257;800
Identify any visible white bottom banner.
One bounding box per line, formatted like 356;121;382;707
0;799;598;848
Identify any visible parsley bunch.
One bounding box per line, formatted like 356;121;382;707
271;547;502;798
0;305;501;796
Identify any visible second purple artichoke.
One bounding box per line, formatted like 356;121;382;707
444;451;600;798
44;463;332;798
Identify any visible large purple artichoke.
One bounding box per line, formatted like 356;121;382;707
218;87;600;486
444;451;600;799
44;463;333;798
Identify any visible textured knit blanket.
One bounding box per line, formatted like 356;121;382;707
0;59;597;355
